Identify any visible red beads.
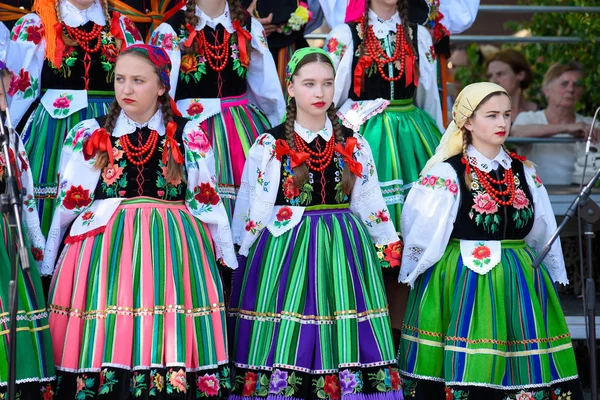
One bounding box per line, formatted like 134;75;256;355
361;19;410;83
293;133;336;172
64;23;103;53
195;29;231;72
473;166;516;206
121;131;159;167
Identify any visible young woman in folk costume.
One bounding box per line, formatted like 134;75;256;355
42;45;237;398
0;63;56;400
398;82;583;399
150;0;285;216
5;0;142;237
229;48;404;400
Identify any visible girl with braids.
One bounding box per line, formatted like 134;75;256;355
150;0;285;216
0;62;56;400
42;45;237;398
5;0;142;238
398;83;583;399
229;48;403;400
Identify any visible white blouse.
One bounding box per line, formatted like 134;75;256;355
399;145;568;287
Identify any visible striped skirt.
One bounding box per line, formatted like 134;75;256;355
198;94;271;217
229;206;403;400
22;95;112;236
399;239;583;399
48;198;229;399
0;215;56;398
359;99;441;230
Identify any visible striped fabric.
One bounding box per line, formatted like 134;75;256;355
48;198;230;399
359;99;441;231
399;239;582;399
276;43;296;92
199;97;270;218
22;96;113;236
229;207;403;400
0;215;56;398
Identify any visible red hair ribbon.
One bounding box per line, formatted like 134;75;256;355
509;151;527;162
53;23;65;68
110;12;126;51
232;20;252;67
162;121;184;165
170;98;182;117
404;49;418;88
275;139;309;168
461;157;471;174
184;23;198;48
353;56;373;98
334;137;363;178
84;128;114;165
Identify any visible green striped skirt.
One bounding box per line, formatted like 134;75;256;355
22;95;113;236
399;239;583;399
229;206;403;400
359;99;441;230
0;215;56;398
48;198;229;399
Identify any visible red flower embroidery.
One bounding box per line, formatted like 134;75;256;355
31;247;43;262
326;38;339;53
25;24;43;44
180;54;198;74
41;383;54;400
472;246;491;260
81;211;94;221
245;220;257;232
445;387;454;400
63;185;92;210
512;189;530;210
324;375;341;400
53;96;71;109
383;241;403;268
197;373;220;396
195;183;220;205
389;367;401;391
282;177;300;199
376;210;389;222
9;69;31;96
187;102;205;116
242;371;258;396
276;206;293;222
124;18;142;41
101;43;119;63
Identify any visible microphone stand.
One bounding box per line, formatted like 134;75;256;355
0;77;31;400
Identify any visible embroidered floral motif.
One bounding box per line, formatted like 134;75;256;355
418;175;459;198
167;368;188;394
123;17;142;43
150;369;165;395
268;369;288;394
237;371;269;397
314;374;341;400
180;53;207;83
339;370;362;395
244;216;263;235
98;369;118;395
101;161;128;197
40;383;54;400
326;37;347;58
532;173;543;188
368;367;401;392
256;168;270;192
8;68;38;99
130;371;148;397
401;378;417;397
62;185;93;210
187;101;205;118
365;209;389;227
231;40;249;78
185;129;211;160
52;93;73;116
197;373;220;397
376;241;402;268
64;124;91;153
195;182;220;205
150;32;176;51
81;210;95;227
156;159;184;199
31;246;44;261
75;374;96;399
273;206;293;228
470;242;493;268
444;387;469;400
24;194;35;213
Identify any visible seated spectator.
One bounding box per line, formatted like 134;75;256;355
486;48;537;122
512;61;599;185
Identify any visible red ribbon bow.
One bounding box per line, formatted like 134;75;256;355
232;20;252;67
334;137;363;178
162;121;184;165
353;56;373;98
110;12;126;51
84;128;114;165
275;139;309;168
404;49;418;88
183;23;198;48
461;156;471;174
509;151;527;162
53;23;65;68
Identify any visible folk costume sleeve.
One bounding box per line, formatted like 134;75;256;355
246;17;286;126
523;164;568;285
415;24;444;131
0;22;8;62
399;162;460;286
326;24;354;108
231;133;279;256
149;23;181;99
42;119;102;276
6;14;45;127
183;120;238;269
438;0;480;34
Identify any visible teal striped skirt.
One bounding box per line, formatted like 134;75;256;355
359;99;441;230
0;215;56;398
399;239;583;399
229;206;403;400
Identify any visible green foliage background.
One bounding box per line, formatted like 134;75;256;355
455;0;600;116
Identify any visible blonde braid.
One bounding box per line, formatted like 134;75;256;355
462;129;472;187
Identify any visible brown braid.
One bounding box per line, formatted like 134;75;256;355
159;92;186;183
328;105;356;194
461;127;473;188
358;0;370;58
396;0;415;56
94;100;122;169
227;0;251;62
183;0;200;54
102;0;123;50
54;0;78;47
283;98;310;187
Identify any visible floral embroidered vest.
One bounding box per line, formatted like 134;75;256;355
166;11;252;100
268;123;355;206
41;14;133;91
92;116;188;201
446;154;535;240
348;20;419;101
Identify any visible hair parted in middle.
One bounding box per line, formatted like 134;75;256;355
285;52;356;195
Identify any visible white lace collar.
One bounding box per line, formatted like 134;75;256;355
368;9;401;39
179;1;234;33
294;119;333;144
60;0;106;28
113;109;165;138
466;144;512;173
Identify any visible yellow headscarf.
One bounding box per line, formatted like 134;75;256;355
421;82;509;174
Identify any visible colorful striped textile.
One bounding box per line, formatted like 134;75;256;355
399;239;583;399
275;43;296;92
0;215;56;399
229;206;403;400
48;198;230;399
359;99;441;231
21;95;113;236
199;93;270;218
